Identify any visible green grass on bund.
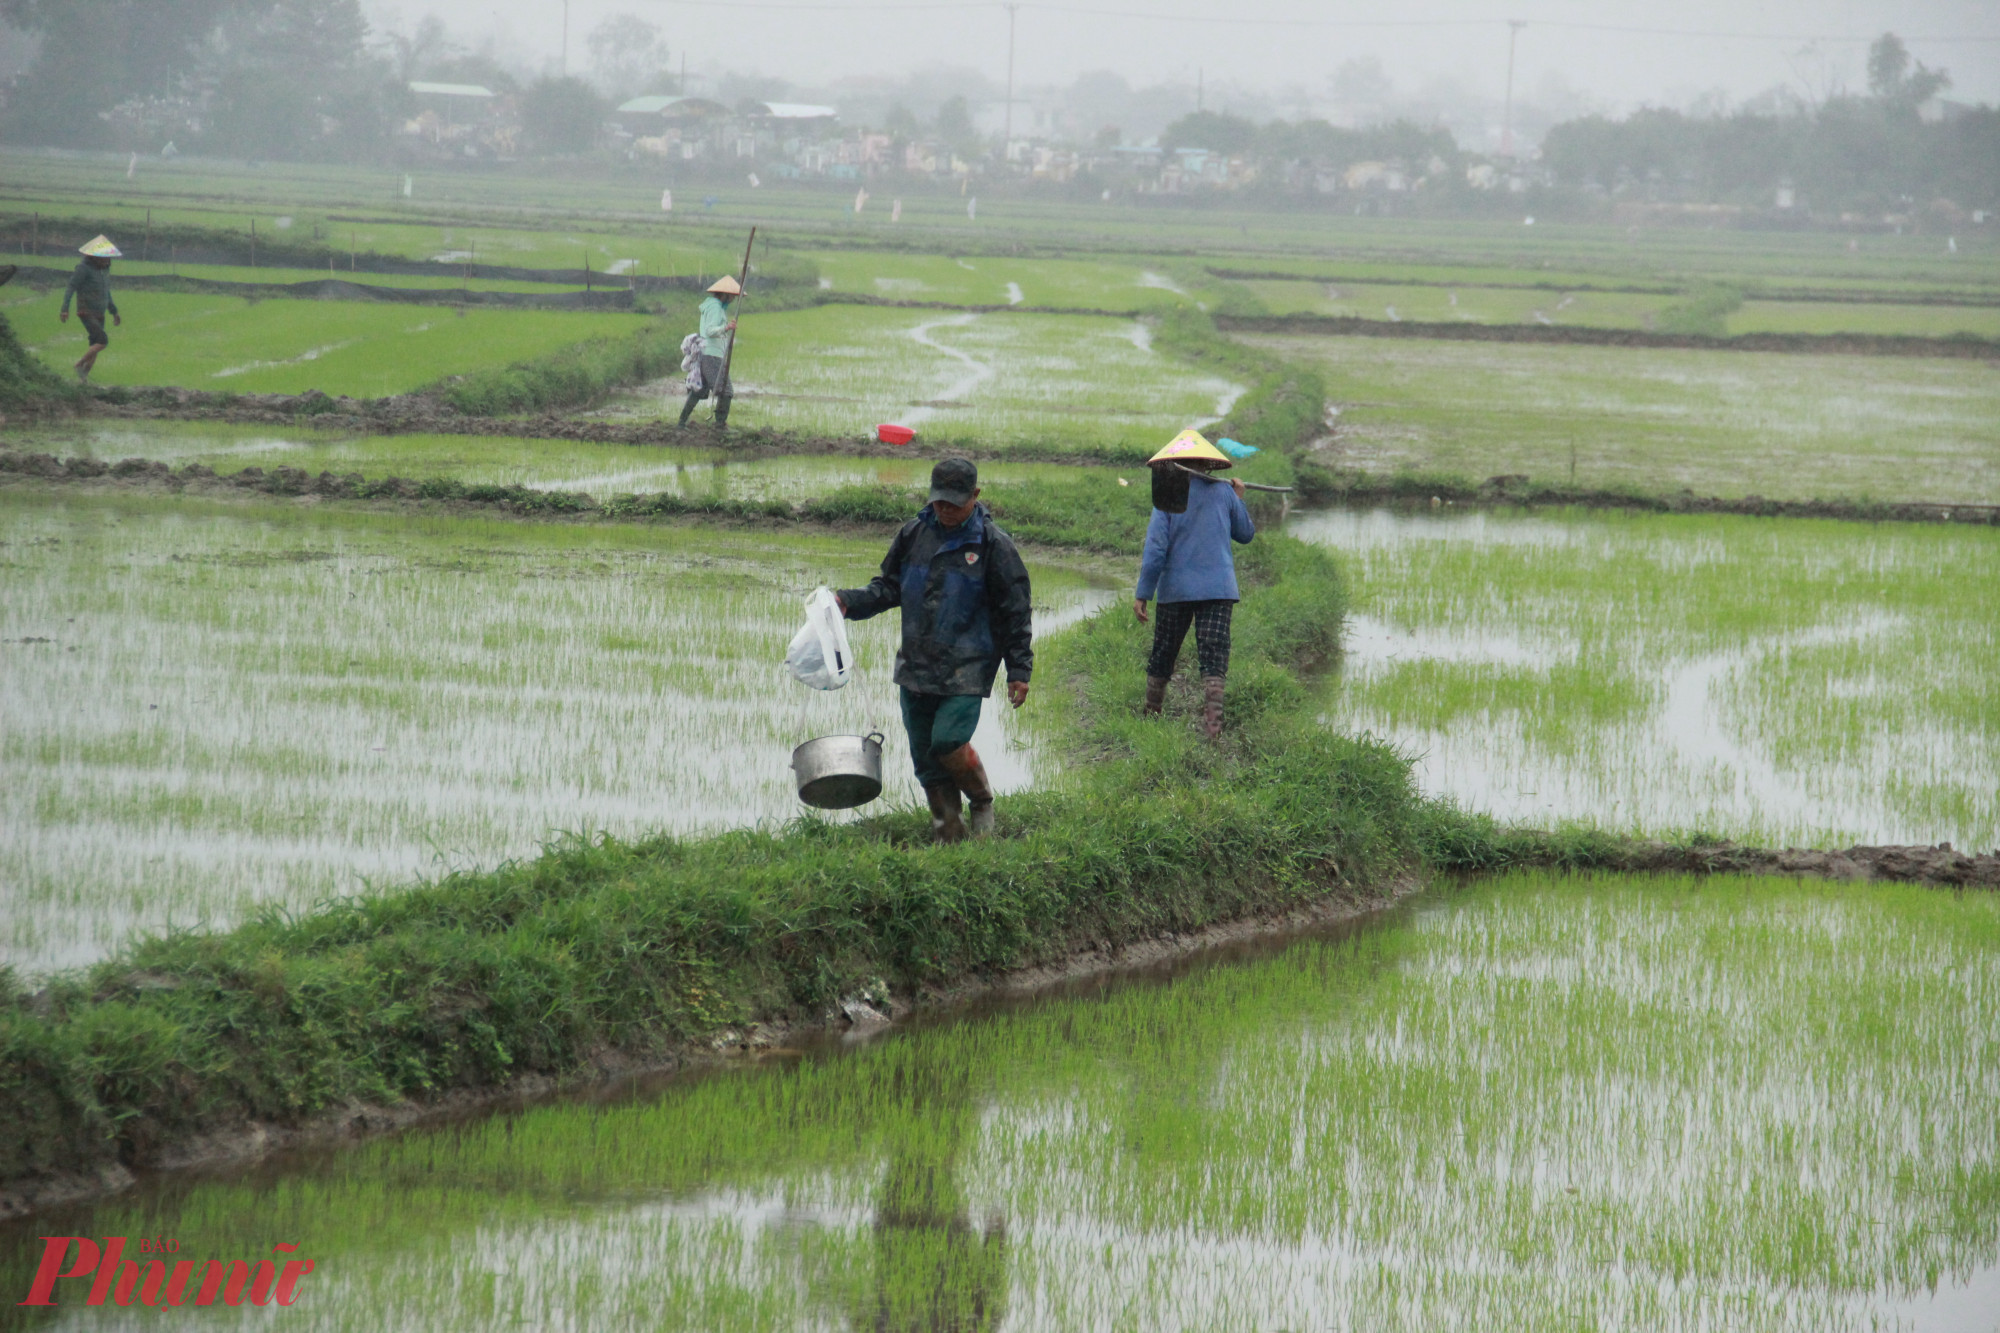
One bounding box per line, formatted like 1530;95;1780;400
0;533;1443;1184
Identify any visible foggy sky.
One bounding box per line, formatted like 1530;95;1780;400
366;0;2000;126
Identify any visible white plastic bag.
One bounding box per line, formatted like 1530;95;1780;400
786;587;854;691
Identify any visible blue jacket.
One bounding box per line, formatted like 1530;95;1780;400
838;504;1034;696
1135;474;1255;604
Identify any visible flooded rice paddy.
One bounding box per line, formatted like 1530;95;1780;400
13;295;642;398
0;491;1114;974
8;870;1994;1331
1251;334;2000;504
12;422;1127;500
607;306;1241;457
1297;506;2000;851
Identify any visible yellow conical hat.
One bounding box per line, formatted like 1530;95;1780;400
1147;428;1232;468
706;275;742;295
79;235;123;258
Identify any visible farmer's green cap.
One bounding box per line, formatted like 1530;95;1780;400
928;458;977;505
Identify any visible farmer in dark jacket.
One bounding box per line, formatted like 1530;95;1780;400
838;458;1033;842
1134;429;1254;740
60;235;123;383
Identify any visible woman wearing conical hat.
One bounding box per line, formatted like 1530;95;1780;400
678;274;740;430
61;235;123;383
1134;429;1254;740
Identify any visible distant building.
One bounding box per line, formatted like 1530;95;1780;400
404;82;509;156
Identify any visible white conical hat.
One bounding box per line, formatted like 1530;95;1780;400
79;235;123;258
706;275;742;295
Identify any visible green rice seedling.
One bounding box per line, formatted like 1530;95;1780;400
12;421;1136;496
603;304;1242;458
806;251;1202;313
13;291;648;397
1292;505;2000;850
0;489;1115;973
1731;299;2000;340
1241;277;1674;329
1246;332;2000;503
15;872;1994;1331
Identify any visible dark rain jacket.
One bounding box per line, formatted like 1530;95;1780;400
838;503;1033;696
61;261;117;317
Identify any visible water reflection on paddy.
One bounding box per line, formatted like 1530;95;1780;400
14;872;1994;1332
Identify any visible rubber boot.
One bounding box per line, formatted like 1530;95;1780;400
678;391;701;427
1142;675;1169;716
713;392;732;431
1201;675;1226;741
925;782;966;843
938;743;995;838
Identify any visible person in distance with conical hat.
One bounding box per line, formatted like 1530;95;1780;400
678;274;742;430
1134;428;1254;740
61;235;124;383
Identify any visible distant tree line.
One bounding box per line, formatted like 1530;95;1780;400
0;0;657;160
1540;36;1998;213
0;0;401;159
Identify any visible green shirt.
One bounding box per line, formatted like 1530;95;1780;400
698;295;732;358
62;261;117;317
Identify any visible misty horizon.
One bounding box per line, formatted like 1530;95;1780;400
361;0;2000;148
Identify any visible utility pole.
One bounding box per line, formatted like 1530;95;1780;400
561;0;570;77
1501;20;1526;158
1003;4;1018;150
1197;67;1204;113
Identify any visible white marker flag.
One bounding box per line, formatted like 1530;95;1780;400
891;198;902;223
967;197;977;221
661;189;673;212
854;188;868;215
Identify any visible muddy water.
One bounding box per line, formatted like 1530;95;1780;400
7;423;1125;499
6;872;1994;1331
0;492;1116;974
1293;506;2000;851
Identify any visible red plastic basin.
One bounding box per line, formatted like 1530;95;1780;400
877;423;916;446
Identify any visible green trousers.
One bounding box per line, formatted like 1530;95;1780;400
900;688;983;788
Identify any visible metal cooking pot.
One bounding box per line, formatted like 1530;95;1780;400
791;731;886;809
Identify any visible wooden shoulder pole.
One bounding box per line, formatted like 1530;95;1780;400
718;225;756;389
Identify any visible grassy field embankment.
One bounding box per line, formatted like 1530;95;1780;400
0;526;1436;1190
0;311;76;415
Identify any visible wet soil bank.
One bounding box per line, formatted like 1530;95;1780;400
1308;470;2000;527
1218;312;2000;360
9;447;1995;530
0;883;1407;1222
1503;838;2000;887
1206;267;2000;307
4;264;641;309
5;839;1992;1219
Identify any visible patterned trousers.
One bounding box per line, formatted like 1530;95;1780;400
1146;599;1234;679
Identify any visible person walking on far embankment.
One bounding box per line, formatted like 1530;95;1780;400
837;458;1034;843
1134;429;1254;740
60;235;123;383
678;275;739;429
